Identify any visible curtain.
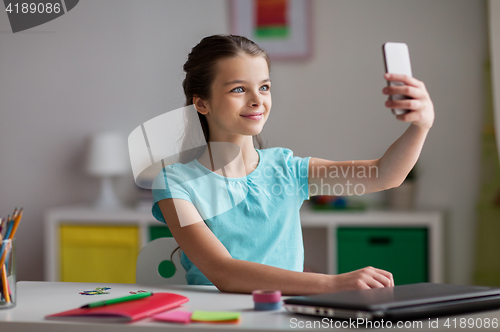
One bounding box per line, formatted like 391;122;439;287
474;60;500;286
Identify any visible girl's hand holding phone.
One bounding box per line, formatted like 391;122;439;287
383;73;435;130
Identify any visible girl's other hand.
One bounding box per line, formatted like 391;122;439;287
331;266;394;292
383;73;435;130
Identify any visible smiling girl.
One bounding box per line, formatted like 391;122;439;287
152;35;434;295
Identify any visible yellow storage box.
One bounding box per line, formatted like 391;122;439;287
60;224;140;283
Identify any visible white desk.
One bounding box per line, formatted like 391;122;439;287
1;282;499;332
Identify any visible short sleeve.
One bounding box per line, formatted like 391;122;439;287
281;148;311;201
151;165;192;223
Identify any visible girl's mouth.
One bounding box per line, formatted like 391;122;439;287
241;113;263;121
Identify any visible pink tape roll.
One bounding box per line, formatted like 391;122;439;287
252;289;281;303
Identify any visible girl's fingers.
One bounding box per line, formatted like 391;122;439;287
372;268;395;286
384;73;424;88
385;98;423;111
372;273;393;288
359;267;393;288
396;111;422;123
383;75;434;129
364;268;392;288
356;280;371;290
364;276;386;289
383;85;425;99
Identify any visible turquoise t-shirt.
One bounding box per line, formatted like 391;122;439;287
151;147;311;285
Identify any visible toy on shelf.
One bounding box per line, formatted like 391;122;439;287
310;196;366;211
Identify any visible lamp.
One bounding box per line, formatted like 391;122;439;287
87;132;129;209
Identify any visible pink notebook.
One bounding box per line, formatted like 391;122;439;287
45;292;189;323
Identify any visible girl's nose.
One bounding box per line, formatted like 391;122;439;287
249;91;262;107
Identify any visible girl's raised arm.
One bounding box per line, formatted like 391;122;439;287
308;74;434;197
158;198;393;295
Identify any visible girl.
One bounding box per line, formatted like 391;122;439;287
152;34;434;295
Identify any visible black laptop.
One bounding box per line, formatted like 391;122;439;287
283;283;500;321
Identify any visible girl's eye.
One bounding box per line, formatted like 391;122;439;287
260;85;270;91
231;87;244;93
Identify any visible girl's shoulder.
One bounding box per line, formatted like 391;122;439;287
258;146;293;156
152;160;203;189
258;147;309;173
162;159;201;173
258;147;304;163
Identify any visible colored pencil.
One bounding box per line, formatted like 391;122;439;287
7;208;22;241
0;214;13;258
3;216;12;241
0;217;9;269
1;265;10;303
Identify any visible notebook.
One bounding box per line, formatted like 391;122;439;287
283;283;500;321
45;292;189;323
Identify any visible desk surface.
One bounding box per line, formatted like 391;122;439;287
1;282;499;332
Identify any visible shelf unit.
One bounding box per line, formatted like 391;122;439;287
44;205;443;284
300;206;444;283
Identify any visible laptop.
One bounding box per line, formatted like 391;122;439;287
283;283;500;321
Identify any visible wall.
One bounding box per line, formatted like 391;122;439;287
0;0;488;285
265;0;488;286
0;0;230;281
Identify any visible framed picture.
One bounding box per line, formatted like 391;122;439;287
230;0;312;60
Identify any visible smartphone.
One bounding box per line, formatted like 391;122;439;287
383;42;412;115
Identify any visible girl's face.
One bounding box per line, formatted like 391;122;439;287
200;54;271;142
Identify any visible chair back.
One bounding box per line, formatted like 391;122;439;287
136;237;187;285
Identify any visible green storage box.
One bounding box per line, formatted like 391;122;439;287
337;227;428;285
149;225;173;241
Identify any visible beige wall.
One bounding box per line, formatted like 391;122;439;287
0;0;488;284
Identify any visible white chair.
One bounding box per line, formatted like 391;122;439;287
136;237;187;285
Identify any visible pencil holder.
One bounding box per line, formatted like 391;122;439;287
0;238;16;309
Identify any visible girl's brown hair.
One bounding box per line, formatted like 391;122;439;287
179;34;269;163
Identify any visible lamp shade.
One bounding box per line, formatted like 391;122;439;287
87;132;129;176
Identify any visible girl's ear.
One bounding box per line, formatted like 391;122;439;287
193;96;209;115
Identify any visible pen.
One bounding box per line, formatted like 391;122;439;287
81;291;153;308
